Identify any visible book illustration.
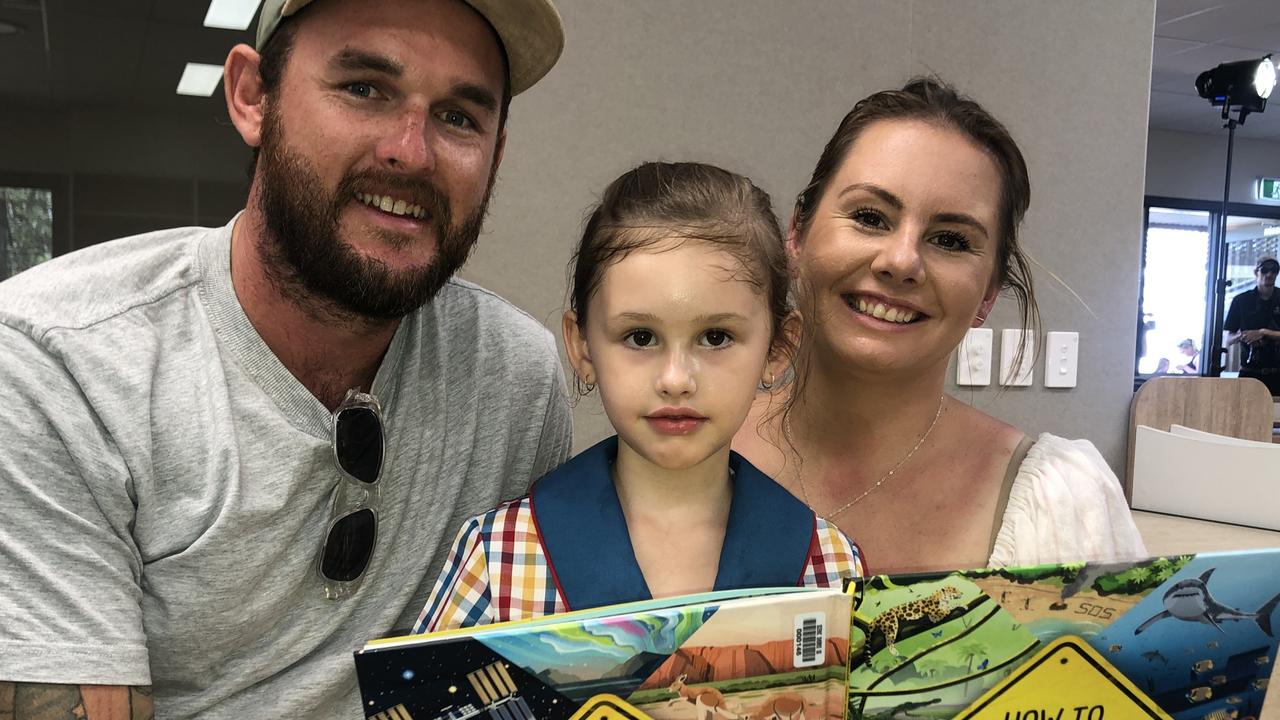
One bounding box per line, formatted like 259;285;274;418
848;574;1042;720
1132;568;1280;636
626;599;849;720
355;552;1280;720
480;607;710;703
742;689;813;720
865;586;964;656
664;674;739;720
848;552;1280;720
356;634;570;720
1093;554;1280;720
356;590;852;720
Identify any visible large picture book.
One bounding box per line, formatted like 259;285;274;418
355;587;853;720
847;549;1280;720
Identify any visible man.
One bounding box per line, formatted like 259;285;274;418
0;0;570;717
1225;256;1280;396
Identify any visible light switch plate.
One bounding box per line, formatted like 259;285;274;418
1043;331;1079;388
956;328;993;386
999;329;1034;386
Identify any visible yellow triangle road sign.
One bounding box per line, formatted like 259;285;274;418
568;694;655;720
956;636;1171;720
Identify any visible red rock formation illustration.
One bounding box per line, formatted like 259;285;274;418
638;638;848;689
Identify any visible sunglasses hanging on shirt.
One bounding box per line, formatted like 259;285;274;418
319;388;384;600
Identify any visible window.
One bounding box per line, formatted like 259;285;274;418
1138;207;1209;376
1138;197;1280;382
1;186;54;280
1223;215;1280;372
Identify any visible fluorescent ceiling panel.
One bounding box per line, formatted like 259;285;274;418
177;63;225;97
204;0;263;30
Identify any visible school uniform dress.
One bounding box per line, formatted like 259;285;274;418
414;436;865;633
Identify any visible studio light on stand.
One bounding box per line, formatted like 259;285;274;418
1196;54;1275;375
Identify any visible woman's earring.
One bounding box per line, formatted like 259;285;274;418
577;374;596;395
761;369;776;390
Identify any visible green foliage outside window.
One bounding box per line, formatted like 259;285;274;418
1;187;53;280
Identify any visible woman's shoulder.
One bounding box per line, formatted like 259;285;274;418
1015;433;1115;485
1004;433;1128;514
934;399;1026;481
991;433;1147;566
945;399;1025;444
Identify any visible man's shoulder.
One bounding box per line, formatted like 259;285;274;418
431;277;557;349
0;225;217;341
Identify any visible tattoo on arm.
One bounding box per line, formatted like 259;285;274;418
0;682;154;720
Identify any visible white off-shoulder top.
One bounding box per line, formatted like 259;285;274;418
988;433;1148;567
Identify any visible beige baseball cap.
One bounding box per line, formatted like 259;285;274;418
255;0;564;95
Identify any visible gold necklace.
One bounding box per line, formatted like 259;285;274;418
794;395;945;518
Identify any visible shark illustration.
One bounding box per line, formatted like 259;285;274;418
1134;568;1280;636
1141;649;1169;665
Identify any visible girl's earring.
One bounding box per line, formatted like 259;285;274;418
761;369;776;390
578;374;596;395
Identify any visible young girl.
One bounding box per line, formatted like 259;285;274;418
414;162;864;633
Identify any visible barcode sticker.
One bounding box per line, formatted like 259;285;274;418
793;612;825;668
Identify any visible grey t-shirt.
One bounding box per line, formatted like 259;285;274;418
0;220;572;718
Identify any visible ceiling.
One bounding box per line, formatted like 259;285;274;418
1151;0;1280;140
0;1;1278;139
0;0;253;112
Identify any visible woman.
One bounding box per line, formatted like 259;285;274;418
734;78;1146;574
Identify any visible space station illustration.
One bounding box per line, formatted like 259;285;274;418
845;549;1280;720
354;588;854;720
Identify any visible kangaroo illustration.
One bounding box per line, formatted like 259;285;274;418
667;674;741;720
746;692;810;720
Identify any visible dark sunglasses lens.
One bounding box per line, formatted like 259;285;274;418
321;509;377;582
336;406;382;483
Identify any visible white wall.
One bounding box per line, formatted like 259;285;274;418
462;0;1157;472
1145;129;1280;205
0;1;1159;474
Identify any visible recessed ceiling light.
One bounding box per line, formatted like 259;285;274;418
176;63;224;97
204;0;263;31
0;20;22;35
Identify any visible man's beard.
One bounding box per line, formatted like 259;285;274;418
255;108;493;320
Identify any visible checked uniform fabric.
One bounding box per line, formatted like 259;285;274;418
414;496;865;634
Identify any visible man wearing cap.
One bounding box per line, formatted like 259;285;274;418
0;0;569;717
1225;256;1280;396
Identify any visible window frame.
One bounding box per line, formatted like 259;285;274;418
0;172;72;272
1138;194;1280;387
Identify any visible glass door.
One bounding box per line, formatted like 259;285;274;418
1222;215;1280;372
1138;207;1211;376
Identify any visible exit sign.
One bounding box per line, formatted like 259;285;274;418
1260;177;1280;201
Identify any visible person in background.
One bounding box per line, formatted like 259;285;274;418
1225;257;1280;396
1174;338;1198;374
417;162;864;633
734;78;1146;575
0;0;570;717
